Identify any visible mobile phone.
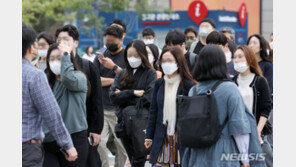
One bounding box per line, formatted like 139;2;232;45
88;136;94;145
60;148;69;157
96;51;104;58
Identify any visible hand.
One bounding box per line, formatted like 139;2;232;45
58;41;72;53
257;130;264;144
258;135;264;145
134;90;145;97
115;89;121;93
89;133;101;146
99;57;115;70
65;147;78;161
241;162;250;167
144;140;152;149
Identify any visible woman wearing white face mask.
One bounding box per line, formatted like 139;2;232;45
233;45;273;167
109;39;157;167
35;32;55;71
43;42;91;167
145;46;197;166
146;44;162;79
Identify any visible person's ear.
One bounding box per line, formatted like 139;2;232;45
74;41;79;49
182;42;186;48
28;45;34;54
225;43;229;48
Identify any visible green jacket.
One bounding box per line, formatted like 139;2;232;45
43;54;88;143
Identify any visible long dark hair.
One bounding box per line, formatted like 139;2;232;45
247;34;271;62
120;40;152;88
159;46;197;84
147;43;159;70
192;44;229;81
236;45;263;77
85;45;93;55
46;43;91;97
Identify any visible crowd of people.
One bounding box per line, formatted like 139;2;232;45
22;17;273;167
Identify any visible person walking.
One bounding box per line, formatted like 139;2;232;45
233;45;273;167
22;23;77;167
145;46;196;166
182;44;265;167
110;39;157;166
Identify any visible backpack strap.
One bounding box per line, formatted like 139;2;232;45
209;79;233;94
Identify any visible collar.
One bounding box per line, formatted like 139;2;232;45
164;73;181;84
22;58;32;66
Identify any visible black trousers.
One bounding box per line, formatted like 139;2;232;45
120;136;146;167
86;144;102;167
22;143;44;167
43;130;89;167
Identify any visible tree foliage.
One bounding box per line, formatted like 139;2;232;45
22;0;155;35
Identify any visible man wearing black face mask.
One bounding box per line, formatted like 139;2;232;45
93;25;128;167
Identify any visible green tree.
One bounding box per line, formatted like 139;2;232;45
22;0;159;35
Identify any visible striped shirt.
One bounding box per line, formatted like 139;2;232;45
22;58;73;150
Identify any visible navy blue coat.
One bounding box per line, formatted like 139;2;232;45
145;78;195;164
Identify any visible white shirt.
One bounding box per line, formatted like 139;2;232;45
237;73;255;112
82;53;96;62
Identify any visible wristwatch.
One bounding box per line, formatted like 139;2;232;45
112;65;118;72
63;52;70;56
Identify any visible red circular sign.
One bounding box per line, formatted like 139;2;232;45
238;3;247;27
188;1;208;25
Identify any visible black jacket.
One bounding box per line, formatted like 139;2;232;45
145;78;195;164
233;74;272;123
258;60;273;95
109;67;157;110
75;55;104;134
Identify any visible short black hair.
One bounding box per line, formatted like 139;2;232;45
37;32;55;45
142;27;155;37
105;25;124;39
192;44;229;81
184;26;198;37
22;23;37;57
55;24;79;41
206;31;228;46
165;29;186;45
109;19;126;33
200;18;216;28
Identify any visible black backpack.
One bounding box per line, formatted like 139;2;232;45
177;80;231;148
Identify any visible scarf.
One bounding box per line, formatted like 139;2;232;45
163;73;181;136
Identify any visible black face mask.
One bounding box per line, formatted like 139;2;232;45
106;43;119;52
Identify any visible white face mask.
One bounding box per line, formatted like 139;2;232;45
38;49;48;58
162;62;178;75
199;28;212;37
143;39;154;45
49;61;61;75
225;51;232;59
148;54;154;63
234;61;249;73
127;57;142;68
269;42;273;50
